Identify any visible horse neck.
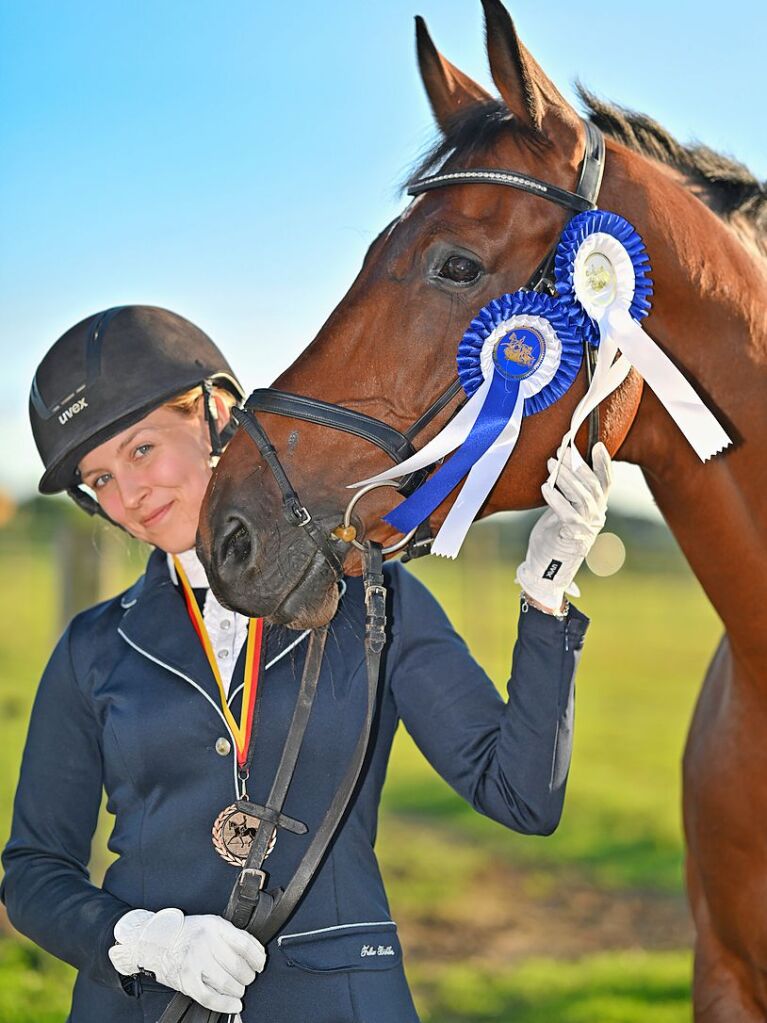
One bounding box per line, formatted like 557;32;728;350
612;144;767;663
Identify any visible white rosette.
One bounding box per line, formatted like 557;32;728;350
553;214;731;485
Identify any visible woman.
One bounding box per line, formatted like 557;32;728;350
2;304;611;1023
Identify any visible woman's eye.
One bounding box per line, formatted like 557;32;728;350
94;474;111;490
134;443;153;459
437;254;482;284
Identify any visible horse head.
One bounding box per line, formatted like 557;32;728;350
198;0;643;627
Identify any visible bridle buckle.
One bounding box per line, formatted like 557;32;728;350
239;867;267;892
294;506;312;528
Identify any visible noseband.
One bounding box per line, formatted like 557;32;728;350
232;120;606;572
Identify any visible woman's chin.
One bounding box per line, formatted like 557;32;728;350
141;524;198;556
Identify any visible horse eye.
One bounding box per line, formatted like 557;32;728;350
437;254;481;284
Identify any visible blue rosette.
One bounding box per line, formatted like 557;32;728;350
550;206;730;474
457;290;582;413
554;209;653;345
351;288;586;557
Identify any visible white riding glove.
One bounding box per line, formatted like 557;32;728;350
515;442;613;611
108;908;266;1015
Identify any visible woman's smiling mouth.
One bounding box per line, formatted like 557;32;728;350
141;501;174;528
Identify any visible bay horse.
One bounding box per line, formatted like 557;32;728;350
198;1;767;1017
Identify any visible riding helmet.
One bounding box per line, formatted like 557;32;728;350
30;305;244;495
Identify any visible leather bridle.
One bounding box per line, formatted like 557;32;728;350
232;120;606;570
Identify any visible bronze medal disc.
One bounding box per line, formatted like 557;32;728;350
212;803;277;866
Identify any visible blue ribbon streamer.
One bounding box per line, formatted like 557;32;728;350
383;291;582;535
385;370;520;534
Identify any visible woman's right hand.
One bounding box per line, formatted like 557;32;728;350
108;907;266;1014
515;442;613;611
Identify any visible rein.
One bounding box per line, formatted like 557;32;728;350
157;542;387;1023
234;119;605;566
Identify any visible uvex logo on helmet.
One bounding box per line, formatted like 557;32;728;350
58;397;88;426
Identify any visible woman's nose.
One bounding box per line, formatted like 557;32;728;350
117;474;151;509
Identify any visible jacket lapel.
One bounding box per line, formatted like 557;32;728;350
117;548;222;703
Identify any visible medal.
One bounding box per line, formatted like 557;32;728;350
212;802;277;866
173;557;270;867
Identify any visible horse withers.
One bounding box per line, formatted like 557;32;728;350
199;3;767;1019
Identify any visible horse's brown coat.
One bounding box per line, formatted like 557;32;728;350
199;3;767;1016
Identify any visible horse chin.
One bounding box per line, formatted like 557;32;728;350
270;577;340;630
221;548;339;630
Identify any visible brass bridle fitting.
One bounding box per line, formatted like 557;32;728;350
335;481;418;555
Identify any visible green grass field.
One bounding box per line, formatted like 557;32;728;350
0;522;720;1021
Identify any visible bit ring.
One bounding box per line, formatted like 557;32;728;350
343;481;418;554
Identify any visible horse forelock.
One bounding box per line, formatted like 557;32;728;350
404;98;551;190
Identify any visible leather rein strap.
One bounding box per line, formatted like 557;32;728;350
157;544;386;1023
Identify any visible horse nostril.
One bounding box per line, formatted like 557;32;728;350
222;518;253;565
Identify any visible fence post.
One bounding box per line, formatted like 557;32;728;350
56;519;102;631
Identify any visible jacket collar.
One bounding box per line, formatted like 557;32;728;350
117;549;319;698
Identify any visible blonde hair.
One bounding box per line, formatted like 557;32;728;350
164;384;239;418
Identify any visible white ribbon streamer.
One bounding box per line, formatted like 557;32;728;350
604;305;731;461
351;371;492;488
431;389;525;557
550;333;631;481
553;231;731;486
350;313;564;558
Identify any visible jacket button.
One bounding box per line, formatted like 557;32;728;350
215;737;232;756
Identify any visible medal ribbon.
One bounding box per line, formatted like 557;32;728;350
173;556;264;768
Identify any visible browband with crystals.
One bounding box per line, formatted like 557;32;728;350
409;167;594;212
408;120;606;215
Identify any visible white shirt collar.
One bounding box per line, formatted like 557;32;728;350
167;549;210;589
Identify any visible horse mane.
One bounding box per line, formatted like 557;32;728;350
407;92;767;237
577;85;767;235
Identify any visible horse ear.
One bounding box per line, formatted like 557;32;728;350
481;0;579;143
415;15;491;132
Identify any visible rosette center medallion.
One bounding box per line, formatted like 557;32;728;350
493;326;546;381
581;252;616;307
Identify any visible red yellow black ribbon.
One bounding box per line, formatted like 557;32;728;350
173;556;264;767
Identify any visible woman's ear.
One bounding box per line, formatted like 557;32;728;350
212;392;231;430
206;391;238;467
196;388;232;463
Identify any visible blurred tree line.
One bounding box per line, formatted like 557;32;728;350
0;494;690;629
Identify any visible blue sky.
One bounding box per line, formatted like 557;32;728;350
1;0;764;514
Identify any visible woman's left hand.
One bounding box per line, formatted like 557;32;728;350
515;442;613;612
109;907;266;1013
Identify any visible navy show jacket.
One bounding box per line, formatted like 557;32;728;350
1;549;588;1022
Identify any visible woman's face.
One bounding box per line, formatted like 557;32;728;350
78;403;220;553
